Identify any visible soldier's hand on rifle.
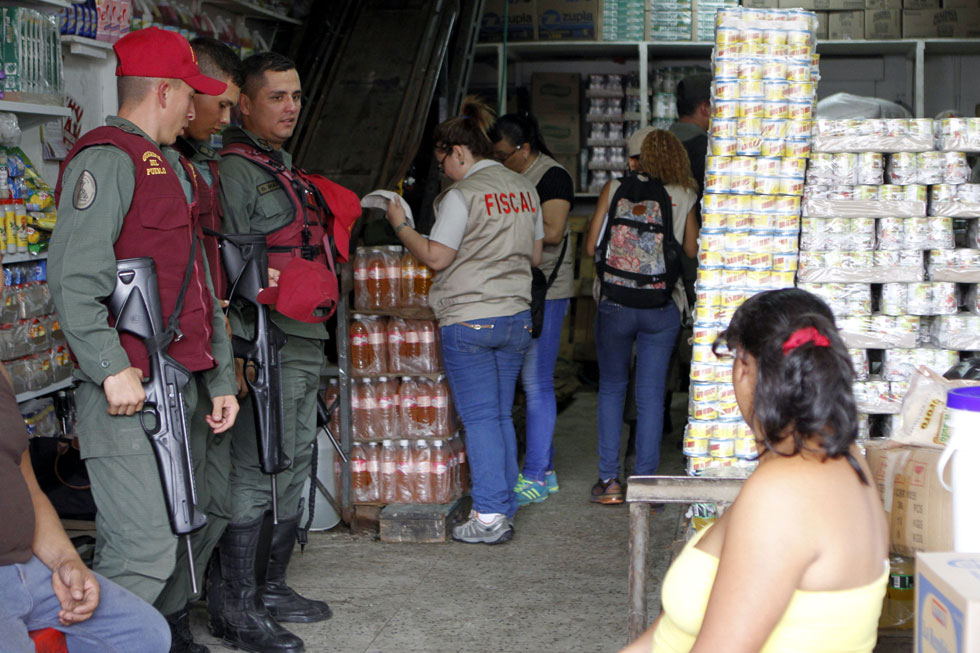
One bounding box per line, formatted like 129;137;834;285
103;367;146;416
234;357;249;397
207;394;240;434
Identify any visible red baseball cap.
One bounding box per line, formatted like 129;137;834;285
307;175;361;263
113;27;227;96
256;258;338;323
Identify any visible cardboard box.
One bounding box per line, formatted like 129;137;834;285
537;0;599;40
916;552;980;653
941;0;979;7
904;0;940;7
866;0;902;7
537;112;581;154
815;10;831;36
865;8;902;36
828;9;865;37
479;0;537;42
865;442;953;557
779;0;864;9
741;0;780;7
532;72;581;114
902;8;980;36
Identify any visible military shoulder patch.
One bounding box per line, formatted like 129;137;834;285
73;170;97;210
256;181;280;195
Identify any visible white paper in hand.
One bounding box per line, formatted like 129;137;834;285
361;190;414;229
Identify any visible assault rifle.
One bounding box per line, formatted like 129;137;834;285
107;257;204;594
219;233;290;523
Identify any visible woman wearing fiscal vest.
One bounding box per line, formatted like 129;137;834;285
386;96;544;545
490;113;574;506
585;129;700;504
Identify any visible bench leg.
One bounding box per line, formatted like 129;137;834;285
627;501;650;644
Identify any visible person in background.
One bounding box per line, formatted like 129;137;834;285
490;112;574;506
166;37;244;653
585;129;699;504
47;27;239;653
216;52;335;652
0;353;170;651
386;96;543;544
622;289;889;653
669;73;711;199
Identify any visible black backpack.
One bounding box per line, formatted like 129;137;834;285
595;173;682;309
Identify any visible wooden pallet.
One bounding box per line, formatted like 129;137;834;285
378;495;472;543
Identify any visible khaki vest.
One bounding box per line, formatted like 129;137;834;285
429;163;540;326
522;153;574;300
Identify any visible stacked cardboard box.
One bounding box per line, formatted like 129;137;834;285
478;0;537;42
537;0;600;40
532;72;582;185
600;0;645;41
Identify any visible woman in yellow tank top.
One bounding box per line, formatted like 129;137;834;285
623;289;890;653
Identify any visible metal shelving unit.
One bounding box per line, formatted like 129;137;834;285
199;0;301;24
475;37;980;119
16;377;73;404
0;100;70;129
61;35;114;60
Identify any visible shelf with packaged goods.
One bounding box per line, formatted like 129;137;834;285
0;100;70;129
15;377;73;404
2;251;48;265
352;306;436;320
3;0;71;10
352;431;461;444
61;35;114;59
200;0;301;25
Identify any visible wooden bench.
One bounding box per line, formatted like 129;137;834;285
625;475;745;642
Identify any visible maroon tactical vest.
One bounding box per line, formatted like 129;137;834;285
219;142;332;273
56;126;216;378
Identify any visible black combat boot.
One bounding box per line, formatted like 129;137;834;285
262;512;332;623
212;513;304;652
165;605;209;653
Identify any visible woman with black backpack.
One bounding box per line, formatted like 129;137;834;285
584;129;700;504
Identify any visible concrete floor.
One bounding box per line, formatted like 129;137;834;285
189;387;911;653
190;388;687;652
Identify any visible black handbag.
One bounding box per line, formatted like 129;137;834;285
530;234;568;338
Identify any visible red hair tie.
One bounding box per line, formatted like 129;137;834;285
782;327;830;356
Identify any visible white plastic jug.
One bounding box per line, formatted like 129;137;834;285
936;386;980;553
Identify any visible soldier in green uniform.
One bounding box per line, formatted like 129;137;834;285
210;52;332;652
47;27;239;653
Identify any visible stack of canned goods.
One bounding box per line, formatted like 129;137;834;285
929;183;980;217
683;7;820;479
936;117;980;152
930;314;980;351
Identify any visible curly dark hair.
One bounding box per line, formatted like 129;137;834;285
713;288;867;484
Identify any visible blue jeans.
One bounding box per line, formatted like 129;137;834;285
0;555;170;652
520;298;569;482
595;300;680;480
440;311;532;518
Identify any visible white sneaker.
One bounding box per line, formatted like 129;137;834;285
451;511;514;545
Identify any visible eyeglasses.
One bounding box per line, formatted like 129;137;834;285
493;144;521;163
435;150;450;173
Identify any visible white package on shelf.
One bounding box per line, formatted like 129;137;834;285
803;197;927;219
929;184;980;217
853;376;902;415
927;248;980;283
811;118;935;153
936;118;980;152
798;250;924;284
838;314;920;350
881;348;960;381
881;282;958;316
930;314;980;351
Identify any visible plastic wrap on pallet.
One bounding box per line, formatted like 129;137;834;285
797;282;872;317
927;249;980;283
803;198;927;219
936;118;980;152
854;377;903;415
930;314;980;351
881;348;960;382
811;118;935;153
798;249;924;283
838;314;920;350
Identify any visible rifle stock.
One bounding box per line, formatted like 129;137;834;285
107;257;204;592
219;234;290;521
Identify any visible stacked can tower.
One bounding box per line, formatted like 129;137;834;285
684;7;820;478
800;117;980;437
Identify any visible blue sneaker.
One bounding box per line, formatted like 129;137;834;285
545;471;559;494
515;474;548;506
